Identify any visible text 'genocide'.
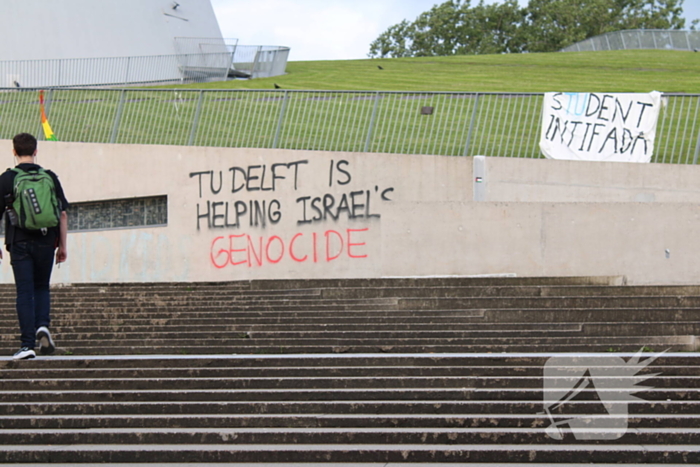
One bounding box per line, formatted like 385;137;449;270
210;228;370;268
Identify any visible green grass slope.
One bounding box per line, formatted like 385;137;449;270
164;50;700;93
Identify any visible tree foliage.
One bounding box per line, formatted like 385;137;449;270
368;0;688;58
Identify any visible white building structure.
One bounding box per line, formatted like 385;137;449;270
0;0;288;87
0;0;223;61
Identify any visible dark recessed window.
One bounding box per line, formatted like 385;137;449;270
67;196;167;232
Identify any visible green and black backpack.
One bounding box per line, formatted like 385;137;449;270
11;167;61;232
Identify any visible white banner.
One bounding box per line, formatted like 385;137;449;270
540;92;662;163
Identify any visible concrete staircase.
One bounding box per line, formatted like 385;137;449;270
0;276;698;464
1;276;699;355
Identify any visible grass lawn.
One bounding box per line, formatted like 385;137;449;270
2;50;697;162
157;50;700;94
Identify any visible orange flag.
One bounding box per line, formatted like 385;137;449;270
39;90;57;141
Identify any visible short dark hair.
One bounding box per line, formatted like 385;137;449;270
13;133;37;156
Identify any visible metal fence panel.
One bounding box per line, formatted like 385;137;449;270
0;88;699;164
0;54;225;88
562;30;700;53
0;45;289;87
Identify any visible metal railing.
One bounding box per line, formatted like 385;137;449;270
229;46;291;79
562;29;700;52
1;88;698;164
0;53;232;88
173;38;291;79
0;44;290;88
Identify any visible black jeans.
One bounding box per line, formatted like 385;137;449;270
10;241;55;349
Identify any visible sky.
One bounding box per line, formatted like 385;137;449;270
210;0;700;62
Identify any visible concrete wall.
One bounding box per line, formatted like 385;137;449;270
477;156;700;203
0;141;699;285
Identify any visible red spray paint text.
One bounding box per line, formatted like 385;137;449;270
210;228;370;268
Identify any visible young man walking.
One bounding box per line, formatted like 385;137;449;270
0;133;68;360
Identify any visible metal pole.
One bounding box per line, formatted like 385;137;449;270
463;93;481;157
364;92;381;153
251;46;262;79
125;57;131;86
110;89;126;144
693;99;700;164
188;91;204;146
46;89;53;115
693;131;700;165
272;90;289;148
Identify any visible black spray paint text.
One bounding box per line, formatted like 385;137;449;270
190;160;309;198
192;159;394;230
544;93;655;156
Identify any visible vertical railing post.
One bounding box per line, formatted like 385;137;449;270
188;90;204;146
46;88;54;115
251;46;262;79
125;57;131;86
364;92;381;153
463;93;481;157
693;98;700;164
272;90;289;148
110;90;126;144
693;131;700;165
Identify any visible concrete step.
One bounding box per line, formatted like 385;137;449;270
38;285;700;302
10;388;697;405
4;353;698;368
247;276;628;289
38;295;700;310
3;363;699;378
319;285;700;299
0;443;697;463
1;413;698;429
2;396;697;417
25;307;700;322
2;365;697;380
0;324;588;336
1;426;699;445
0;333;689;348
2;343;691;355
398;296;700;309
1;323;698;342
49;301;402;312
1;323;695;339
0;464;691;467
1;372;697;390
1;341;693;356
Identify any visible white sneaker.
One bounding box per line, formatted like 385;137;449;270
13;347;35;360
36;327;55;355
